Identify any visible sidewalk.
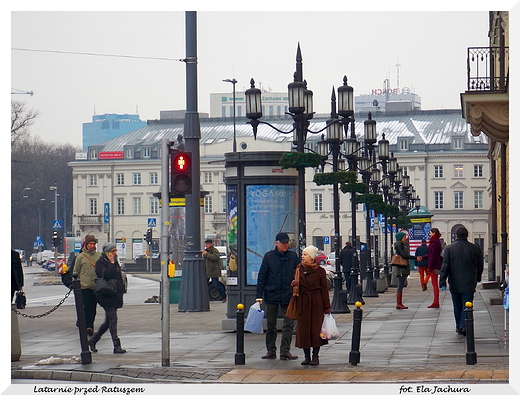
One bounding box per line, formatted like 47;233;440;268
11;269;510;385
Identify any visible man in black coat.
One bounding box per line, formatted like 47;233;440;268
439;226;484;335
256;232;299;361
340;241;357;292
11;250;24;302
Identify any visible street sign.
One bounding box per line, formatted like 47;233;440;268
147;218;157;227
324;236;330;245
104;203;110;223
52;220;62;229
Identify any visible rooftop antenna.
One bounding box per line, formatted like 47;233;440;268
396;59;401;91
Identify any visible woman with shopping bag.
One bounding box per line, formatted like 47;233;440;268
291;246;331;365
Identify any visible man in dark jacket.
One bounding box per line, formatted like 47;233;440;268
439;226;483;335
203;239;226;302
340;241;357;292
11;250;24;302
256;232;299;361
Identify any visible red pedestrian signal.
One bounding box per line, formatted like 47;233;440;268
171;152;192;195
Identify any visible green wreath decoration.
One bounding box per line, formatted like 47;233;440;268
313;171;358;186
340;182;367;194
280;152;322;169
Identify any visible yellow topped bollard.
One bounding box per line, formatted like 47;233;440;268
355;301;362;308
465;301;473;308
235;303;245;365
237;304;244;310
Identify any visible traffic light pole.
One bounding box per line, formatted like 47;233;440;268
178;11;209;312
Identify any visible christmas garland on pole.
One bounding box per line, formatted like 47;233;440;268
280;152;322;169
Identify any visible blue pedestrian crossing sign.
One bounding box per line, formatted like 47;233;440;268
52;220;62;229
147;218;157;228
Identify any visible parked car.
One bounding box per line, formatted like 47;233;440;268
315;251;327;265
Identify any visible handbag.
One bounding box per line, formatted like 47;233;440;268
391;254;408;267
320;313;340;340
286;295;298;320
15;291;26;309
94;277;117;296
244;302;265;334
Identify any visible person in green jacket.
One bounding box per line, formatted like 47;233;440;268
73;234;101;336
203;239;226;302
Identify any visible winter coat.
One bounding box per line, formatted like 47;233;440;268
421;234;443;271
294;264;331;349
439;237;483;293
73;248;101;290
95;254;125;308
203;245;221;278
340;245;357;274
393;241;415;277
414;244;428;267
256;247;299;305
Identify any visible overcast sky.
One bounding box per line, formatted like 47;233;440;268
10;6;512;148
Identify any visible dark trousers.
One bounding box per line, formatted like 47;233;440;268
342;271;352;292
265;303;295;355
450;291;474;331
92;306;119;342
81;289;97;330
208;278;226;299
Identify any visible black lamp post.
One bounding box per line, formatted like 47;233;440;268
222;78;237;152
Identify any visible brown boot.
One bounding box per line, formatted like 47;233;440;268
396;291;408;309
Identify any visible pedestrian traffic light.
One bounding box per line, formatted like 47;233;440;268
51;231;61;247
171;152;192;195
144;228;152;244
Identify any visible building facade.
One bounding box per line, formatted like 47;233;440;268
69;109;489;267
82;113;147;149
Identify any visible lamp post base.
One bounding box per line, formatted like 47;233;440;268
362;270;379;297
331;277;350;314
347;283;365;305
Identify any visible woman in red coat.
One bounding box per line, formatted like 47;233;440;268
420;228;443;308
291;246;331;365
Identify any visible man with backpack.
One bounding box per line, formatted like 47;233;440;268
73;235;101;336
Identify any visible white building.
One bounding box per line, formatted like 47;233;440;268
69;109;490;263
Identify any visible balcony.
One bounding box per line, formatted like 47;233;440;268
209;212;227;224
466;47;509;92
78;215;103;230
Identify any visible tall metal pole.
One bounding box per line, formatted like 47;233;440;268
160;137;171;366
295;46;306;251
178;11;209;312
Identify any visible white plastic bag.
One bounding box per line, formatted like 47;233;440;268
320;313;340;340
244;302;265;334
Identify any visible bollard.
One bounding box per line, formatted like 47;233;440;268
11;304;22;361
71;274;92;364
464;301;477;365
349;301;363;366
235;303;245;365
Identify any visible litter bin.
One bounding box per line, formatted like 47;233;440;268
170;277;182;304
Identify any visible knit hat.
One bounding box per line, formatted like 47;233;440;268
84;235;97;244
102;242;117;254
395;232;406;242
303;245;318;260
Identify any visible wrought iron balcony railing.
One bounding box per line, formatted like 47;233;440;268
467;46;509;92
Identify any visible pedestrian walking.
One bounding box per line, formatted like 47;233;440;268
393;232;417;309
415;239;429;291
89;242;127;354
256;232;299;361
419;228;443;308
11;249;24;302
203;239;226;302
292;246;331;365
73;235;101;336
340;241;357;293
439;226;484;335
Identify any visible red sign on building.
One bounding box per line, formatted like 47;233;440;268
98;151;124;160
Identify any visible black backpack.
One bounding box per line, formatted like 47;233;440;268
61;252;76;288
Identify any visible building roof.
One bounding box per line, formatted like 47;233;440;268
88;109;487;153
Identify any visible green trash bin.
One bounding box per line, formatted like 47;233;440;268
169;277;182;304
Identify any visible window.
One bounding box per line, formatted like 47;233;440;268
89;174;98;186
401;166;408;176
116;173;124;185
116;198;125;215
150;197;159;215
89;198;98;215
453;137;463;149
473;165;483;178
314;193;323;212
434;192;444;209
398;139;408;151
150;172;158;185
142;147;151;158
203;172;213;183
125;147;133;159
133;197;142;215
204;195;213;213
434;165;444;178
222;196;227;213
474;191;484;209
454;191;464;209
454;165;464;178
133;173;141;185
89;149;97;159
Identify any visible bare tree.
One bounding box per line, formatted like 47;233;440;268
11;100;39;148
